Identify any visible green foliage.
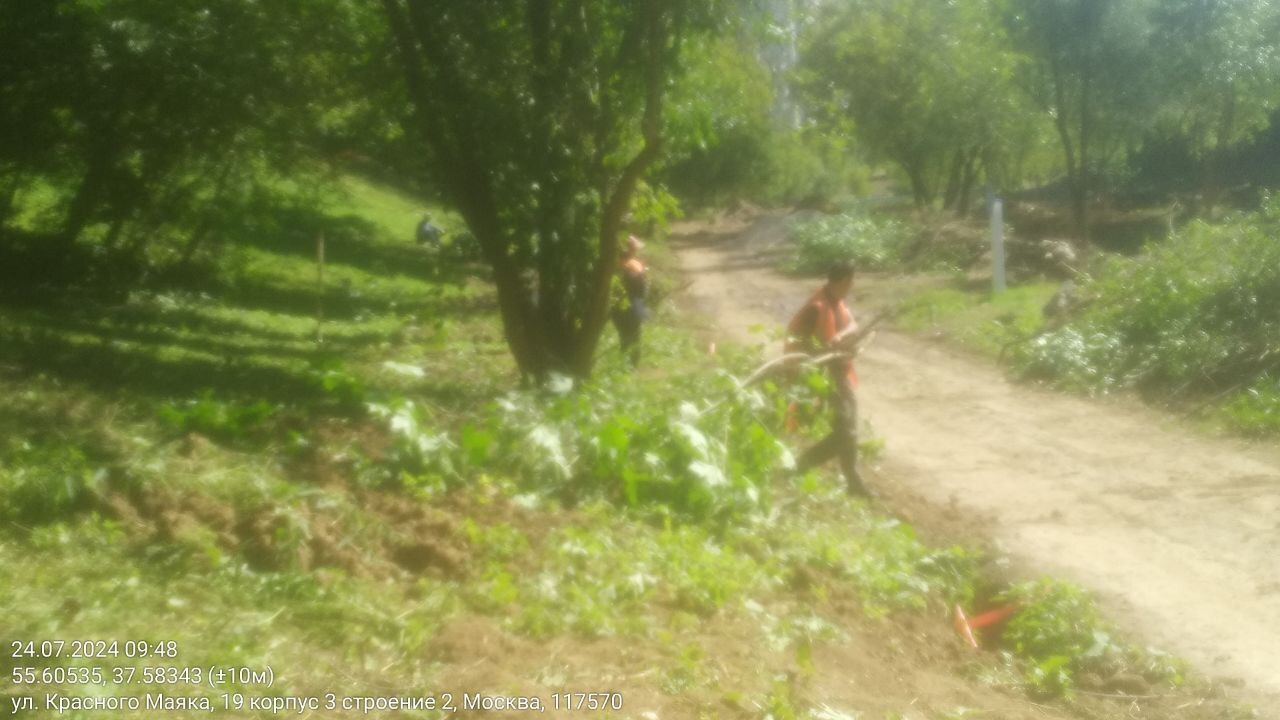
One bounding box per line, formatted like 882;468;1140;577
628;181;685;239
1015;201;1280;422
1143;0;1280;194
801;0;1043;209
660;35;776;207
0;0;381;252
502;517;765;637
774;513;974;616
307;358;368;411
370;367;791;525
364;398;459;492
1221;375;1280;435
786;211;909;274
897;283;1060;359
378;0;730;376
761;131;872;208
159;391;278;446
996;578;1186;697
659;29;869;209
997;579;1112;696
0;441;102;526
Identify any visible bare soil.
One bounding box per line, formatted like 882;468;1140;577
671;209;1280;717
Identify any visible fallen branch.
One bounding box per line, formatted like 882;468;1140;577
739;312;894;389
695;312;894;420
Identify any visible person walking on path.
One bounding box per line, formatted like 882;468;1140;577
613;235;649;368
785;262;869;496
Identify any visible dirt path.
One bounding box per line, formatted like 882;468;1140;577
673;211;1280;714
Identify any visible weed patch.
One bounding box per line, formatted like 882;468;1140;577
1013;199;1280;433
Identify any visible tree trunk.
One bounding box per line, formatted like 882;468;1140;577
1076;60;1092;243
1204;83;1236;215
0;173;20;228
956;150;979;217
942;149;965;211
904;162;933;209
1044;41;1087;241
568;0;668;377
381;0;672;380
62;158;110;250
381;0;557;379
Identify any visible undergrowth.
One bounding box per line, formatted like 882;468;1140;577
786;210;910;274
1013;197;1280;434
0;172;1206;717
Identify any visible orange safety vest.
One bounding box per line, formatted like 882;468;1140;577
786;287;858;386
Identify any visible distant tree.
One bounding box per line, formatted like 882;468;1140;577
1149;0;1280;209
0;1;372;261
379;0;722;378
1007;0;1163;237
659;35;776;207
800;0;1036;211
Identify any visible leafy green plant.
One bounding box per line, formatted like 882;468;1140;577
0;441;103;526
787;211;909;274
996;579;1109;696
774;512;974;616
1219;373;1280;435
995;578;1183;698
629;180;684;238
307;358;367;410
364;398;458;492
1014;199;1280;429
158;391;278;446
482;514;765;638
417;368;792;525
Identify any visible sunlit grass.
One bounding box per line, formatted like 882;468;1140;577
896;281;1059;358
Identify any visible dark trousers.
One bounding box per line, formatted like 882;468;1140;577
797;374;864;493
612;304;644;368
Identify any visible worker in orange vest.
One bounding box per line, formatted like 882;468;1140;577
613;235;649;367
785;261;868;496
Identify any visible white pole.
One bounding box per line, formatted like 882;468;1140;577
991;197;1006;293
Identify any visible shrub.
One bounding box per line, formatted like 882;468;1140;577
996;579;1184;698
366;360;799;526
997;579;1112;696
787;211;909;274
0;441;102;526
1014;198;1280;420
158;391;278;446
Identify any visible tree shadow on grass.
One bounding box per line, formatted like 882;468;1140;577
218;274;495;323
0;323;321;405
0;198;501;406
225;203;473;286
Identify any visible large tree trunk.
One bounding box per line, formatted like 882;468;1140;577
568;0;667;376
381;0;672;380
381;0;556;379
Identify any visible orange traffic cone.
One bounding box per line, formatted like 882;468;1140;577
953;604;1017;649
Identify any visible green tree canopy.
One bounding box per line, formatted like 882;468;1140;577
800;0;1039;211
380;0;724;378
